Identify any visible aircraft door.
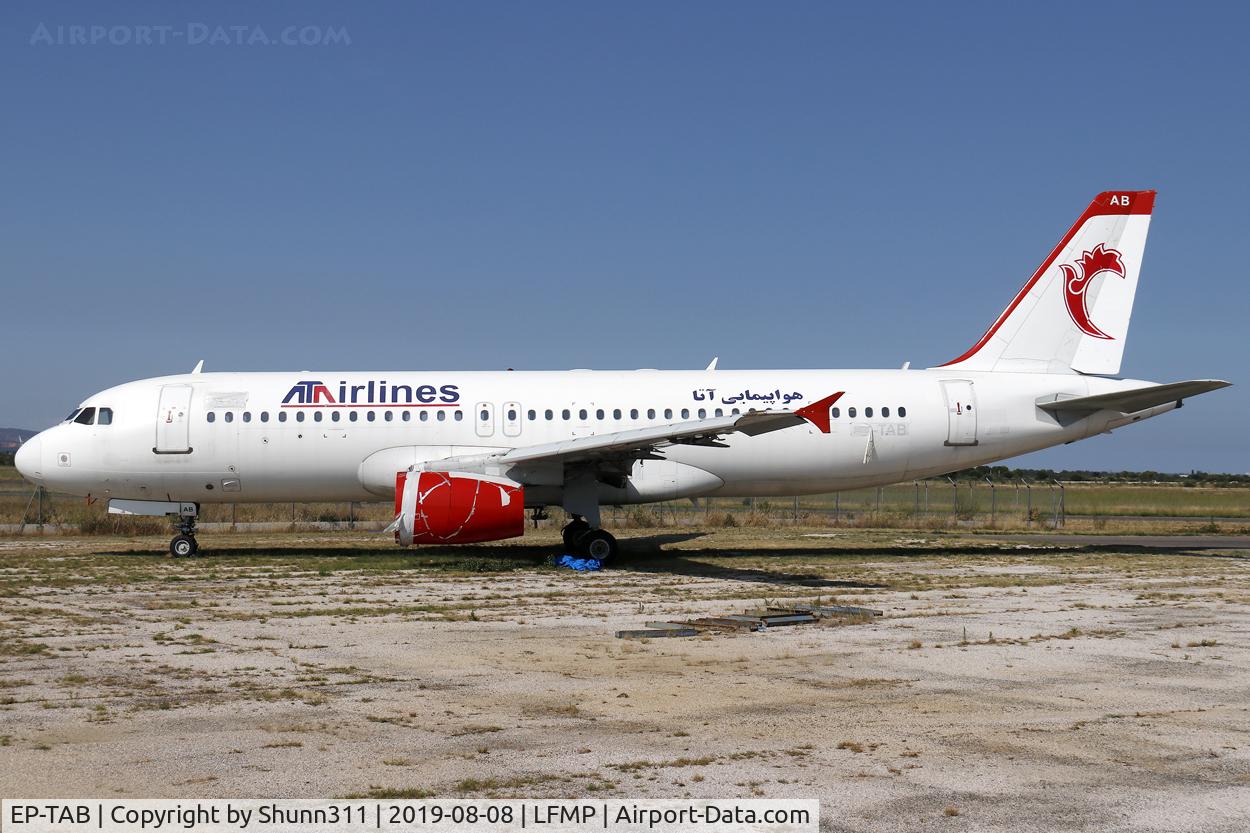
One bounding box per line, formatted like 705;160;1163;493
941;380;978;446
475;402;495;438
502;401;522;438
155;385;193;453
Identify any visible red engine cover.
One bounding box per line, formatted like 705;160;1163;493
393;471;524;545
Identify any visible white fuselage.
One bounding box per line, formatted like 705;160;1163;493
15;368;1171;507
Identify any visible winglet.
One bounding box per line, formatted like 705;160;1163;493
795;392;844;433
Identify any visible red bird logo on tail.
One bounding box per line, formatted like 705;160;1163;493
1060;244;1125;339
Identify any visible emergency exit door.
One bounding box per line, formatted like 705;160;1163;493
155;385;193;453
475;402;495;437
502;401;522;438
941;380;978;446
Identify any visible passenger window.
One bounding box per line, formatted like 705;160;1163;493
402;411;411;422
681;408;690;419
647;408;656;419
479;409;489;421
831;407;840;419
332;411;341;422
732;408;741;415
630;408;639;419
507;408;517;421
243;412;252;423
664;408;673;419
349;411;358;422
579;409;588;420
437;411;446;421
207;412;216;423
385;411;394;421
899;406;907;418
882;407;890;417
313;411;322;422
562;409;570;420
848;407;857;418
367;411;376;422
74;407;96;425
544;409;553;420
224;412;234;423
454;411;463;421
97;408;113;425
595;409;604;420
613;408;622;420
278;411;287;423
420;411;429;422
865;407;874;418
260;411;269;423
526;409;535;421
295;412;304;422
714;408;723;417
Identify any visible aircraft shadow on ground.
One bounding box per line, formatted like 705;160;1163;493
93;535;1247;584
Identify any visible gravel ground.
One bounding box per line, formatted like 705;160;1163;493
0;529;1247;833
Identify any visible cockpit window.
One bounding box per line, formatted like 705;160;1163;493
64;408;82;423
97;408;113;426
74;407;96;425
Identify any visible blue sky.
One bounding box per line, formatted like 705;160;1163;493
1;1;1246;472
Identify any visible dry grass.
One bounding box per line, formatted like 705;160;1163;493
5;462;1250;534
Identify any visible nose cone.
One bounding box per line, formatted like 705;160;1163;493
14;434;43;484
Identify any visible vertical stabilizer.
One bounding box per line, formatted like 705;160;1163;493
938;190;1154;374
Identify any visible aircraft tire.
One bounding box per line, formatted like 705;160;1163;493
561;519;590;550
578;529;618;562
170;534;198;558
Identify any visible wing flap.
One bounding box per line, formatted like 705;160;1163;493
1037;379;1230;414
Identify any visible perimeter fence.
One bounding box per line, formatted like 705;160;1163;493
4;476;1247;535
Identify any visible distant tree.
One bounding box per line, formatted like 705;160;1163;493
929;465;1250;487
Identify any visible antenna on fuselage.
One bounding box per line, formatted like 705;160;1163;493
705;357;719;371
191;360;204;374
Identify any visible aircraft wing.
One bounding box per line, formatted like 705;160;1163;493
421;393;843;473
490;410;802;467
1037;379;1230;414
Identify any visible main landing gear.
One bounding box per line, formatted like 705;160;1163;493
169;514;199;557
561;517;619;562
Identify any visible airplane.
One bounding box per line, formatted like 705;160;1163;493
13;190;1230;559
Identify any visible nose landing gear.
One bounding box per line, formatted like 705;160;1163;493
169;513;199;557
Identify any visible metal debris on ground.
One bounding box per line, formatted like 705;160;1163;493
615;603;883;639
790;603;884;618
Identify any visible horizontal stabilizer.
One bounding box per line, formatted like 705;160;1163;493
1037;380;1230;414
